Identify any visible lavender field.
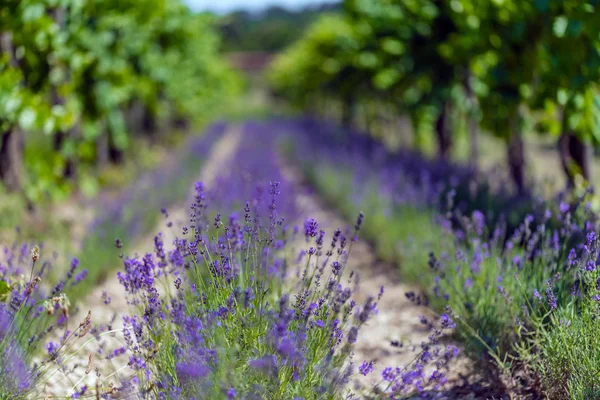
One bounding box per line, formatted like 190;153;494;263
3;1;600;399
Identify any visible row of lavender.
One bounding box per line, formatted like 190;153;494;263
0;122;230;397
0;122;459;399
72;122;229;300
283;117;600;399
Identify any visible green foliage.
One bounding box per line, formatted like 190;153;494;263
219;5;341;53
269;14;364;108
270;0;600;185
0;0;239;201
534;1;600;144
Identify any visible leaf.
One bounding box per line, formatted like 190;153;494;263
553;16;568;38
534;0;550;12
18;107;37;131
0;280;11;302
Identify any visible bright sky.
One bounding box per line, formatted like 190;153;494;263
185;0;338;13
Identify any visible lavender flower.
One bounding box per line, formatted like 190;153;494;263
546;287;557;310
358;360;375;376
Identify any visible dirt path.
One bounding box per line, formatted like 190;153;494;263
40;126;243;399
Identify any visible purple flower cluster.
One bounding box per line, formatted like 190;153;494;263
284;117;538;232
276;117;600;397
79;122;229;296
0;241;91;397
109;122;399;397
113;181;386;397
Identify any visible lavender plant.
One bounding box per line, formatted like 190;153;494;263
74;122;228;301
0;242;94;399
281;116;600;397
108;181;461;399
115;181;371;398
0;120;468;399
102;121;461;399
514;202;600;399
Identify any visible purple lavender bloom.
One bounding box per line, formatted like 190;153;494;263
347;326;358;344
512;255;522;269
176;361;210;380
355;212;364;232
358;360;375;376
73;269;88;284
331;261;342;276
587;231;596;247
567;248;577;266
586;260;597;272
546;288;557;310
382;367;398;382
463;277;473;289
440;314;456;330
0;307;30;393
249;356;278;374
46;341;57;356
227;387;236;399
304;218;319;241
472;210;485;236
66;258;79;279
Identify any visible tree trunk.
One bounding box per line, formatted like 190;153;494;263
468;117;479;170
398;114;411;148
363;102;371;133
341;96;355;130
108;130;124;165
142;105;157;136
48;7;79;180
53;130;77;179
559;133;574;189
96;121;109;169
0;33;23;192
51;87;78;180
507;114;526;194
570;135;593;184
435;103;451;159
125;100;144;135
410;112;424;152
0;128;24;191
558;132;593;189
464;73;479;170
172;114;189;130
1;32;18;68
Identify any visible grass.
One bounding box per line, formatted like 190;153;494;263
0;188;74;271
300;159;445;284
